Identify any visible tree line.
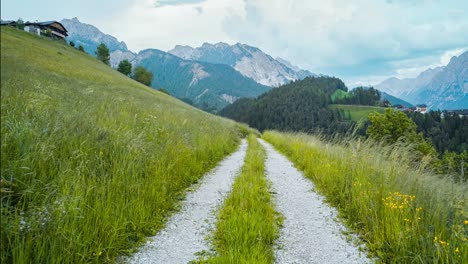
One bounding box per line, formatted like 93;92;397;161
220;77;467;180
66;42;153;87
220;76;353;134
335;86;382;105
92;43;153;86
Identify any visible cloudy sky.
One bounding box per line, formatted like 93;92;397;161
2;0;468;87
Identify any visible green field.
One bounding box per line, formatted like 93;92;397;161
330;104;386;121
0;27;247;263
330;89;349;103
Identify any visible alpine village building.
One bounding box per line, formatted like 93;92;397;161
1;20;68;40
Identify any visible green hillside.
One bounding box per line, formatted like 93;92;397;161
133;49;271;110
330;89;350;103
220;77;352;134
329;104;386;121
0;27;245;263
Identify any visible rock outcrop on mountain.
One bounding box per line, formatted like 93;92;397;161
169;43;316;86
60;18;135;67
61;18;269;109
376;51;467;110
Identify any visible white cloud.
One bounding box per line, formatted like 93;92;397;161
98;0;467;86
102;0;244;52
222;0;468;71
439;47;468;65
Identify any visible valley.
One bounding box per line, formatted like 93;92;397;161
1;14;468;264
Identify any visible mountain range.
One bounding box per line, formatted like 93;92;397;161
61;18;314;109
376;51;468;110
168;43;315;86
61;17;467;111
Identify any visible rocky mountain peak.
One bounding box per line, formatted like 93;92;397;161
61;17;129;53
169;42;315;86
376;50;467;110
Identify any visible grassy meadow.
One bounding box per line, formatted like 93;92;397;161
264;131;468;263
330;89;350;103
0;27;245;263
330;104;386;121
201;135;280;263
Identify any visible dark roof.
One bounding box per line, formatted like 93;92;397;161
25;21;68;33
1;20;16;25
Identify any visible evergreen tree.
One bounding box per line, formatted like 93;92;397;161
95;43;110;65
78;45;85;52
16;18;25;30
220;76;352;134
117;59;132;76
69;41;75;47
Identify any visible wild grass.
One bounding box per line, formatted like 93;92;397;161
263;131;468;263
202;135;280;263
330;104;386;121
0;27;243;263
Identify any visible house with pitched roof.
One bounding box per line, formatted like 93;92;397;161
0;20;17;27
24;21;68;40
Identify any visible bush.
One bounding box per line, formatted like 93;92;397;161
367;108;436;157
132;66;153;86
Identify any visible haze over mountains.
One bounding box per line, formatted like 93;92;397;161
61;18;314;109
61;17;467;111
376;51;468;110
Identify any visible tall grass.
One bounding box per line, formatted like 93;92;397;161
0;27;243;263
203;135;280;263
263;131;467;263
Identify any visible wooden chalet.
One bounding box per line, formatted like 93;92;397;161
24;21;68;40
0;20;17;27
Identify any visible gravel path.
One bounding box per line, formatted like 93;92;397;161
125;139;247;264
259;139;370;264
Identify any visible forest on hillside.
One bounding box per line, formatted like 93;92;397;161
220;77;354;134
407;111;468;154
220;77;468;170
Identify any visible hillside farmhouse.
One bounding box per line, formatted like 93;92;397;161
0;20;17;27
1;20;68;40
24;21;68;40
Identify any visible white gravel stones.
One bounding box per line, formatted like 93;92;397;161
126;139;247;264
259;139;370;264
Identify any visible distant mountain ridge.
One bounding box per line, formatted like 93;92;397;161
169;43;316;86
376;67;443;99
60;18;135;67
60;18;270;109
376;51;468;110
133;48;270;108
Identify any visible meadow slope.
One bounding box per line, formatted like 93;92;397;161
264;131;468;263
0;27;245;263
